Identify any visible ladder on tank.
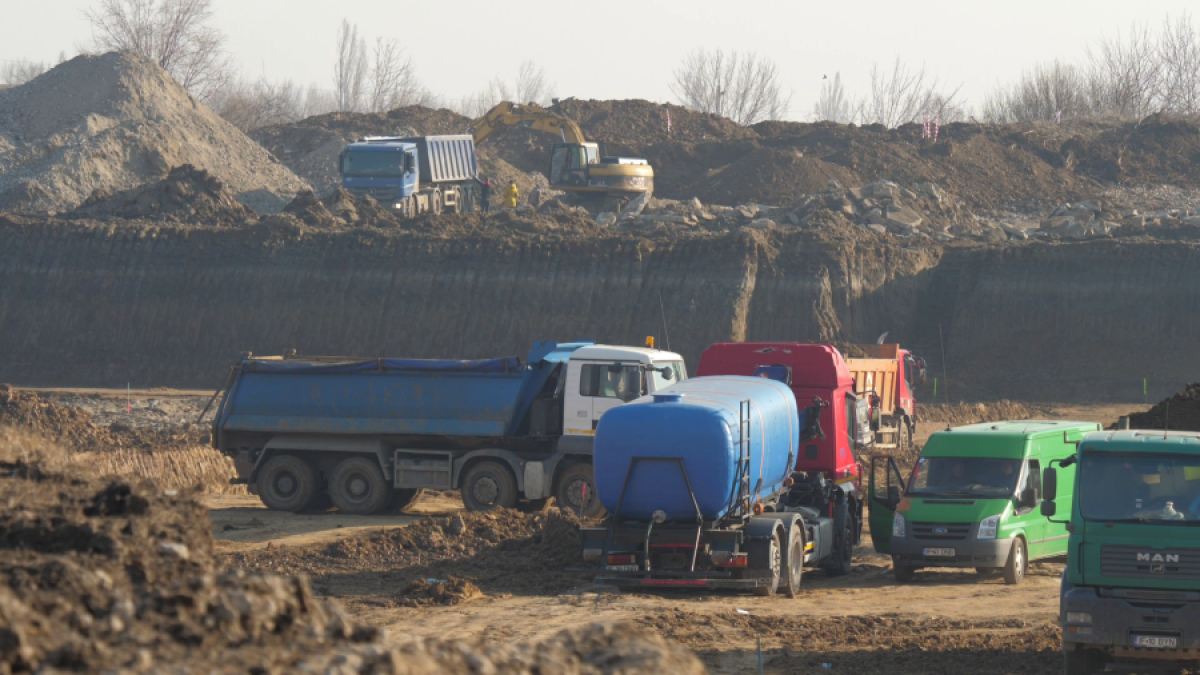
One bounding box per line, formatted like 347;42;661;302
723;400;753;523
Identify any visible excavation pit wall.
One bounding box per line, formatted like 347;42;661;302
1;219;1197;403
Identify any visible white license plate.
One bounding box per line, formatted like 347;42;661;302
923;548;956;557
1133;635;1178;649
606;564;638;572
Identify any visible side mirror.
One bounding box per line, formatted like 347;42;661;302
1040;501;1057;517
659;366;674;380
1043;467;1057;502
887;485;901;506
1019;487;1038;508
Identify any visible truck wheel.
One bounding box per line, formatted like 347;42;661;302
893;557;917;583
461;461;518;511
258;454;318;512
821;519;855;577
750;529;782;596
329;457;393;515
1064;648;1105;675
555;464;605;518
388;488;424;513
782;522;804;598
1003;537;1027;585
432;192;443;215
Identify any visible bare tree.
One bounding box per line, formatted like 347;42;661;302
366;37;431;112
670;49;791;125
860;58;962;128
1159;13;1200;114
0;59;48;86
446;61;554;118
1087;22;1163;117
333;20;368;112
211;77;339;132
981;61;1093;123
85;0;230;100
812;73;856;123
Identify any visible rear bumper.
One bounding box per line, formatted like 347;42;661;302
890;536;1013;568
1063;586;1200;658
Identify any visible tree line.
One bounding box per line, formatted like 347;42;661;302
3;0;1199;131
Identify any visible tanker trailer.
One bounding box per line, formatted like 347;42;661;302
572;376;840;597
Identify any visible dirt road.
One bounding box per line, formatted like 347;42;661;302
198;403;1158;674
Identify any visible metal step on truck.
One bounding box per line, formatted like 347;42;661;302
211;339;686;516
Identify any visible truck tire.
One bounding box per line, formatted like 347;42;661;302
432;191;443;215
893;557;917;583
329;457;393;515
258;454;318;512
750;529;782;596
821;519;855;577
1003;537;1027;585
1063;648;1105;675
461;461;518;511
555;464;605;518
782;522;804;598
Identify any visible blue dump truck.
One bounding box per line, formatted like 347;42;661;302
573;374;847;597
211;340;687;515
340;135;478;217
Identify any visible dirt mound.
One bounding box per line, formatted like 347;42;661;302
686;147;863;206
555;99;755;147
250;106;471;195
225;507;589;595
918;401;1055;426
0;386;207;452
1128;382;1200;431
398;577;483;607
0;52;306;215
72;164;255;225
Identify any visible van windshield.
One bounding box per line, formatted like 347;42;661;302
1079;451;1200;524
907;456;1021;498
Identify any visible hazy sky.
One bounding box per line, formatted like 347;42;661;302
3;0;1197;119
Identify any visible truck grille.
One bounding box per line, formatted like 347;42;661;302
1101;546;1200;581
911;522;972;540
347;187;399;203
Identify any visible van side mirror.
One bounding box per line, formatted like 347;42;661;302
1043;467;1057;502
1040;501;1057;517
887;485;901;506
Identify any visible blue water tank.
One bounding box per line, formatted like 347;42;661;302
593;376;799;521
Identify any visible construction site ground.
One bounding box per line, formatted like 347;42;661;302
205;402;1145;675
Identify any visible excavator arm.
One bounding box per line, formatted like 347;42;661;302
470;101;587;146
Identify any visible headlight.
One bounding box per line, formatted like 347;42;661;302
978;515;1000;539
892;512;906;537
1066;612;1092;624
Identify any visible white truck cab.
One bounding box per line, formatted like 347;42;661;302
562;344;686;437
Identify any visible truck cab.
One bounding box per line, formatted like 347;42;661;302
561;344;687;437
1043;430;1200;674
695;342;873;571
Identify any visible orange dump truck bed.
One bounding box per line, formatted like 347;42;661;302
845;344;901;416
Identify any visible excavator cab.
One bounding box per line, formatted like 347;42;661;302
549;143;599;187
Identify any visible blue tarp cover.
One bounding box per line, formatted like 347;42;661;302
242;357;522;374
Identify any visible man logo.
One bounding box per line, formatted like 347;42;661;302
1137;552;1180;564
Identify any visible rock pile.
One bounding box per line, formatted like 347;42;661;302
72;165;255;226
1129;382;1200;431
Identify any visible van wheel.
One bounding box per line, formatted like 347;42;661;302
782;523;804;598
462;461;518;512
330;457;393;515
1064;647;1106;675
1003;537;1027;585
555;464;605;518
258;454;317;512
750;530;782;596
893;558;916;583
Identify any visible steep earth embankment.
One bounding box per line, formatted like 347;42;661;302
1;218;1196;401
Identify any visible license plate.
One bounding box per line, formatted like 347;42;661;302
606;565;638;572
923;548;955;557
1133;635;1178;649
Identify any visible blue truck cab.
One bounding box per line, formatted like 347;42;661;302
212;340;686;516
340;135;478;217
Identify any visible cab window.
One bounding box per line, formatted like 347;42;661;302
844;395;855;450
579;364;641;402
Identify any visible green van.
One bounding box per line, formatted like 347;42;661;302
867;420;1101;584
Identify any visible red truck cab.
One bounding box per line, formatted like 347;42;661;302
697;342;873;503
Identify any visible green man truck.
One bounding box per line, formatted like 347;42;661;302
1042;430;1200;674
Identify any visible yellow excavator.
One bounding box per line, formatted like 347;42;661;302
470;101;653;207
